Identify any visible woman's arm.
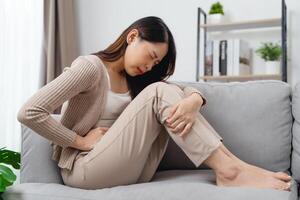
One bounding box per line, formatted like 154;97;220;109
17;56;99;148
189;92;204;107
167;81;207;106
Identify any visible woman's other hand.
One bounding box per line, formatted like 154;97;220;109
165;93;203;137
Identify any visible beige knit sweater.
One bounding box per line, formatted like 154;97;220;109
17;54;207;171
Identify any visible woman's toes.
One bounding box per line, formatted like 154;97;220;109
274;180;291;191
284;181;292;191
274;172;292;181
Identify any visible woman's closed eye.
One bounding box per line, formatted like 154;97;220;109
149;53;159;65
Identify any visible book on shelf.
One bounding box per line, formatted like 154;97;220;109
204;40;213;76
200;39;252;77
219;40;227;76
213;40;220;76
233;39;251;75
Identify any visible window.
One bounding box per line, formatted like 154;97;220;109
0;0;43;153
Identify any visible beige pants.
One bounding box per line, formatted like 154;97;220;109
61;81;223;189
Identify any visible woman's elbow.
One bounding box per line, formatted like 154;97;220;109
17;105;48;124
17;105;28;124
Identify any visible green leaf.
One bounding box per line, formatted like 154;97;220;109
0;178;5;193
0;148;21;170
0;175;12;193
0;147;19;194
0;164;16;185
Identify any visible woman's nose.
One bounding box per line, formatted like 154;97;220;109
145;64;151;72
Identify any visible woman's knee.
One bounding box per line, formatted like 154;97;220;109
138;81;184;101
144;81;167;91
143;81;179;94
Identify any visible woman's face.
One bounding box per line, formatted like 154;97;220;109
124;29;168;76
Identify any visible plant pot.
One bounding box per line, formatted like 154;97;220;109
208;13;224;24
265;61;281;74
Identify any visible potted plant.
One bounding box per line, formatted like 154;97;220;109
208;2;225;24
255;42;282;74
0;147;21;200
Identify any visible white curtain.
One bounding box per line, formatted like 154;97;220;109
0;0;43;184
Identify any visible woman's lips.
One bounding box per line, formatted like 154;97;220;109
137;67;144;74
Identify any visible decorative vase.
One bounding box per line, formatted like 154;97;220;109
265;61;281;74
208;13;224;24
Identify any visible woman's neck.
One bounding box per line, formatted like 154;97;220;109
102;57;125;76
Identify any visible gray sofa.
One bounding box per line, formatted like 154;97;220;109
3;80;300;200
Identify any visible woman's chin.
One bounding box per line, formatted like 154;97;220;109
125;71;137;77
125;68;142;77
131;70;142;76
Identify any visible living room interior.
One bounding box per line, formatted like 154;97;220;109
1;0;300;199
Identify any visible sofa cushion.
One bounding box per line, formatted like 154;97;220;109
3;170;297;200
158;80;293;173
292;81;300;182
20;115;63;184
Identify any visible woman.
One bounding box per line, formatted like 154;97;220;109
17;16;292;191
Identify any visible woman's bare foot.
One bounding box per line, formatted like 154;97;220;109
242;163;292;182
215;162;292;191
217;143;292;187
203;146;292;191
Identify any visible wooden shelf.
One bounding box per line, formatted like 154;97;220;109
200;18;281;32
199;74;281;82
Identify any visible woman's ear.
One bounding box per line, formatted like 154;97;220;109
127;29;139;44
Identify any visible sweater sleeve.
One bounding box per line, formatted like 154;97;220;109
168;82;207;106
17;56;99;148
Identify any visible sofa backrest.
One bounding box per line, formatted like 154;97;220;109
20;80;293;184
158;80;293;173
20;115;63;184
291;82;300;182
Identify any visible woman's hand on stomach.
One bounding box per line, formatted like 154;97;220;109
71;127;109;151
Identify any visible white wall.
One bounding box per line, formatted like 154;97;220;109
74;0;299;88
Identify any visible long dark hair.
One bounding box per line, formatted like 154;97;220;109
91;16;176;99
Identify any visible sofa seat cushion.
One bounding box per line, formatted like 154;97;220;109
3;170;298;200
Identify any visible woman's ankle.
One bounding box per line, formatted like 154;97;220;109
219;144;248;166
215;161;243;181
203;147;243;180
